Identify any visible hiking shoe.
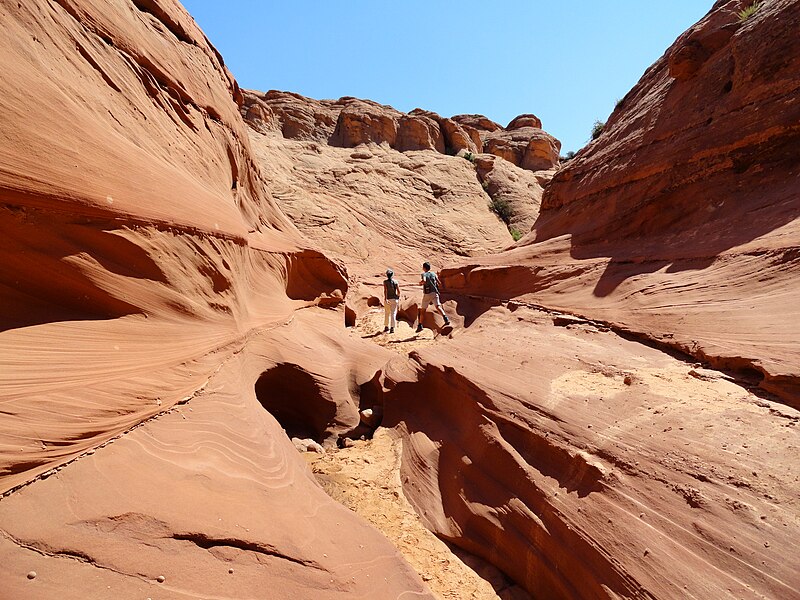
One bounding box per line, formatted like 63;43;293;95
416;324;423;333
389;327;394;334
383;327;389;333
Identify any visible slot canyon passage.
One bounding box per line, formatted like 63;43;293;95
1;0;799;598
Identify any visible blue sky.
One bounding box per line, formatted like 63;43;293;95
182;1;711;154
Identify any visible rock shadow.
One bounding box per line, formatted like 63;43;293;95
384;360;641;599
254;363;337;442
0;207;166;332
537;50;800;298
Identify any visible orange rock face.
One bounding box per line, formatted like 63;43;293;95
412;1;800;595
243;90;561;172
3;0;799;599
0;1;433;597
446;0;800;406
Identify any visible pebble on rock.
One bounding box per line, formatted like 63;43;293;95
156;575;166;583
27;571;37;580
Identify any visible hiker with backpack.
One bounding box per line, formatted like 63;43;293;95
383;269;400;334
416;261;450;333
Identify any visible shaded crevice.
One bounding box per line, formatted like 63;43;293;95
0;529;146;581
172;533;327;571
284;249;348;301
130;0;195;46
254;364;337;442
384;361;651;600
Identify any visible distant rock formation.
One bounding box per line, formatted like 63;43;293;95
242;89;561;172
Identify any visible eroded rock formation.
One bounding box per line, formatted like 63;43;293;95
444;0;800;406
397;0;799;596
240;88;561;263
0;1;432;597
242;88;561;172
2;0;799;599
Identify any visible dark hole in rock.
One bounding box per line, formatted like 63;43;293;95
345;304;356;327
254;363;336;442
722;80;733;93
366;296;382;307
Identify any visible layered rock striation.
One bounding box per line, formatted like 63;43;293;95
443;0;800;405
0;1;433;597
2;0;799;599
241;89;560;265
380;0;800;597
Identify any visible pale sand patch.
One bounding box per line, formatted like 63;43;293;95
305;429;531;600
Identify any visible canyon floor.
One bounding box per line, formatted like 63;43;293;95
311;309;527;600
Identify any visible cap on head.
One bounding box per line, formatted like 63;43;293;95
386;269;394;278
422;261;431;271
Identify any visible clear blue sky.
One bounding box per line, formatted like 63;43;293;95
181;1;711;154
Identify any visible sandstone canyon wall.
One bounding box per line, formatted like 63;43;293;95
443;0;800;406
1;0;799;599
242;89;559;248
372;0;799;598
0;1;433;597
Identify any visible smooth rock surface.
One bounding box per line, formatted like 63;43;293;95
0;1;433;598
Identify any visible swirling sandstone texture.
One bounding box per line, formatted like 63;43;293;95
384;0;800;598
2;0;799;599
0;1;432;597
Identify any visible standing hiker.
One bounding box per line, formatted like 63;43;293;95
383;269;400;334
416;261;450;333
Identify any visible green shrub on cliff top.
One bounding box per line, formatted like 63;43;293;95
489;197;513;224
590;120;605;140
738;2;761;22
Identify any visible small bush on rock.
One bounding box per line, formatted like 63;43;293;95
560;150;576;162
738;1;761;22
591;120;605;140
489;197;513;224
510;227;523;241
462;151;475;163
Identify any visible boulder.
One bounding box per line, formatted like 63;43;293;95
396;113;446;152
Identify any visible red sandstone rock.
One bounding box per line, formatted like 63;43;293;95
474;154;552;234
452;113;503;133
4;2;799;600
0;1;434;597
513;0;800;403
383;303;800;599
244;125;512;284
332;99;402;147
243;89;340;141
438;116;481;154
507;113;542;130
378;1;800;596
483;126;561;171
397;112;446;152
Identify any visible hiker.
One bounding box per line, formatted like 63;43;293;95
383;269;400;333
416;261;450;333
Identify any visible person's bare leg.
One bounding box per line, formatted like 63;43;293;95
436;300;450;325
